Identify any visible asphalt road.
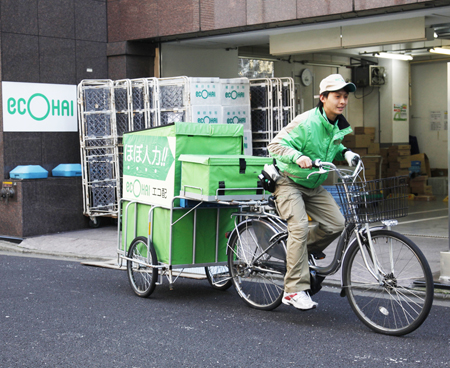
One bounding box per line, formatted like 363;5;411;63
1;253;450;367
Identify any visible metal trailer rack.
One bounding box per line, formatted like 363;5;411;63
158;76;190;125
78;80;121;226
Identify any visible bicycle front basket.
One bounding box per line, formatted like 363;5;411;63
335;176;409;224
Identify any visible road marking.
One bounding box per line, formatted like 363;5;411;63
398;215;448;225
408;208;448;215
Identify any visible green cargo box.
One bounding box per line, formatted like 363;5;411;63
122;201;238;266
122;122;243;207
179;154;273;201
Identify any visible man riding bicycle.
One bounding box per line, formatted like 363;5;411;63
268;74;360;311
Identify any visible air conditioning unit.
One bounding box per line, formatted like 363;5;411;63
369;66;386;86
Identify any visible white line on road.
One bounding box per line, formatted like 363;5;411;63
398;215;448;225
408;208;448;215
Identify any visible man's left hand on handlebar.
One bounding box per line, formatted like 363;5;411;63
344;151;360;167
296;155;313;169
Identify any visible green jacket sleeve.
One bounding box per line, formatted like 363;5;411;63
268;120;308;165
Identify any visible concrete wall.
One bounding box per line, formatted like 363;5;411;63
160;44;239;78
274;54;363;127
411;61;448;169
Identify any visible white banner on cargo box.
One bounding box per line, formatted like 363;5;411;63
2;81;77;132
243;129;253;155
222;105;251;130
191;105;222;124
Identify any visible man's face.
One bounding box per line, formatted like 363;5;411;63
320;89;349;120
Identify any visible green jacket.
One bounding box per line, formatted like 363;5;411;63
268;107;353;188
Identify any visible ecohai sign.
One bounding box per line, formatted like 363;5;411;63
2;81;77;132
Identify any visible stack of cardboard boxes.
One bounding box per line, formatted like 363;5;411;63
342;127;380;180
386;145;411;178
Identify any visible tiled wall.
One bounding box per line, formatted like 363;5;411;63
0;0;108;179
107;0;432;43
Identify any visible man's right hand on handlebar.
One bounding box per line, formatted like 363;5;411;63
296;155;313;169
344;150;361;167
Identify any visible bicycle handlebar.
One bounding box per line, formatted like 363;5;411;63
308;159;363;180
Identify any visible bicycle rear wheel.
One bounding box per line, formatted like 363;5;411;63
227;219;286;311
342;230;433;336
127;236;158;297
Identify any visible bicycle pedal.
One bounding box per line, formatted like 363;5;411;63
311;251;326;260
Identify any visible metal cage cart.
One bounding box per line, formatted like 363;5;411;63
249;78;274;156
249;78;296;157
158;76;190;125
78;80;121;226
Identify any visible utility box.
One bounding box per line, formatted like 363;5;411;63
9;165;48;179
122;122;243;207
52;164;82;177
179;154;272;201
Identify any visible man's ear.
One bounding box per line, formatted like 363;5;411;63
319;94;326;103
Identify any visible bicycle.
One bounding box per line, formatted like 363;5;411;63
226;159;434;336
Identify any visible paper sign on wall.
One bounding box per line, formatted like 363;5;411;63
393;103;407;121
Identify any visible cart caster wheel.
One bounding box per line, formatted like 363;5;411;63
205;266;232;291
127;236;158;298
89;217;102;228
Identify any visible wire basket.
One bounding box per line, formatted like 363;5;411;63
335;176;409;224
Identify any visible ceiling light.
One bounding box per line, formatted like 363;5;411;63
429;47;450;56
374;52;413;61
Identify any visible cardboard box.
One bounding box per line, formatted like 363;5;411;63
414;195;436;201
354;127;376;135
343;134;373;148
389;145;411;151
380;148;389;158
352;148;368;156
410;154;431;176
367;142;380;154
388;150;410;159
365;165;377;176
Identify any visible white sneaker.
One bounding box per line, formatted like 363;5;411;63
282;291;318;311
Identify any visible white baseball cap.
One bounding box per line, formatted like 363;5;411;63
319;74;356;94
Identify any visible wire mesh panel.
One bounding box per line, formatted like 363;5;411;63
130;79;148;131
114;80;131;137
90;180;117;211
146;78;160;128
335;176;409;224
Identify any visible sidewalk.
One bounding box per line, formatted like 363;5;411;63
0;225;118;261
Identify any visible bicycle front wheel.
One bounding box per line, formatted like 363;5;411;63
342;230;434;336
227;219;286;311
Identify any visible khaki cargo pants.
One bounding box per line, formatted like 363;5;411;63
274;175;345;294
